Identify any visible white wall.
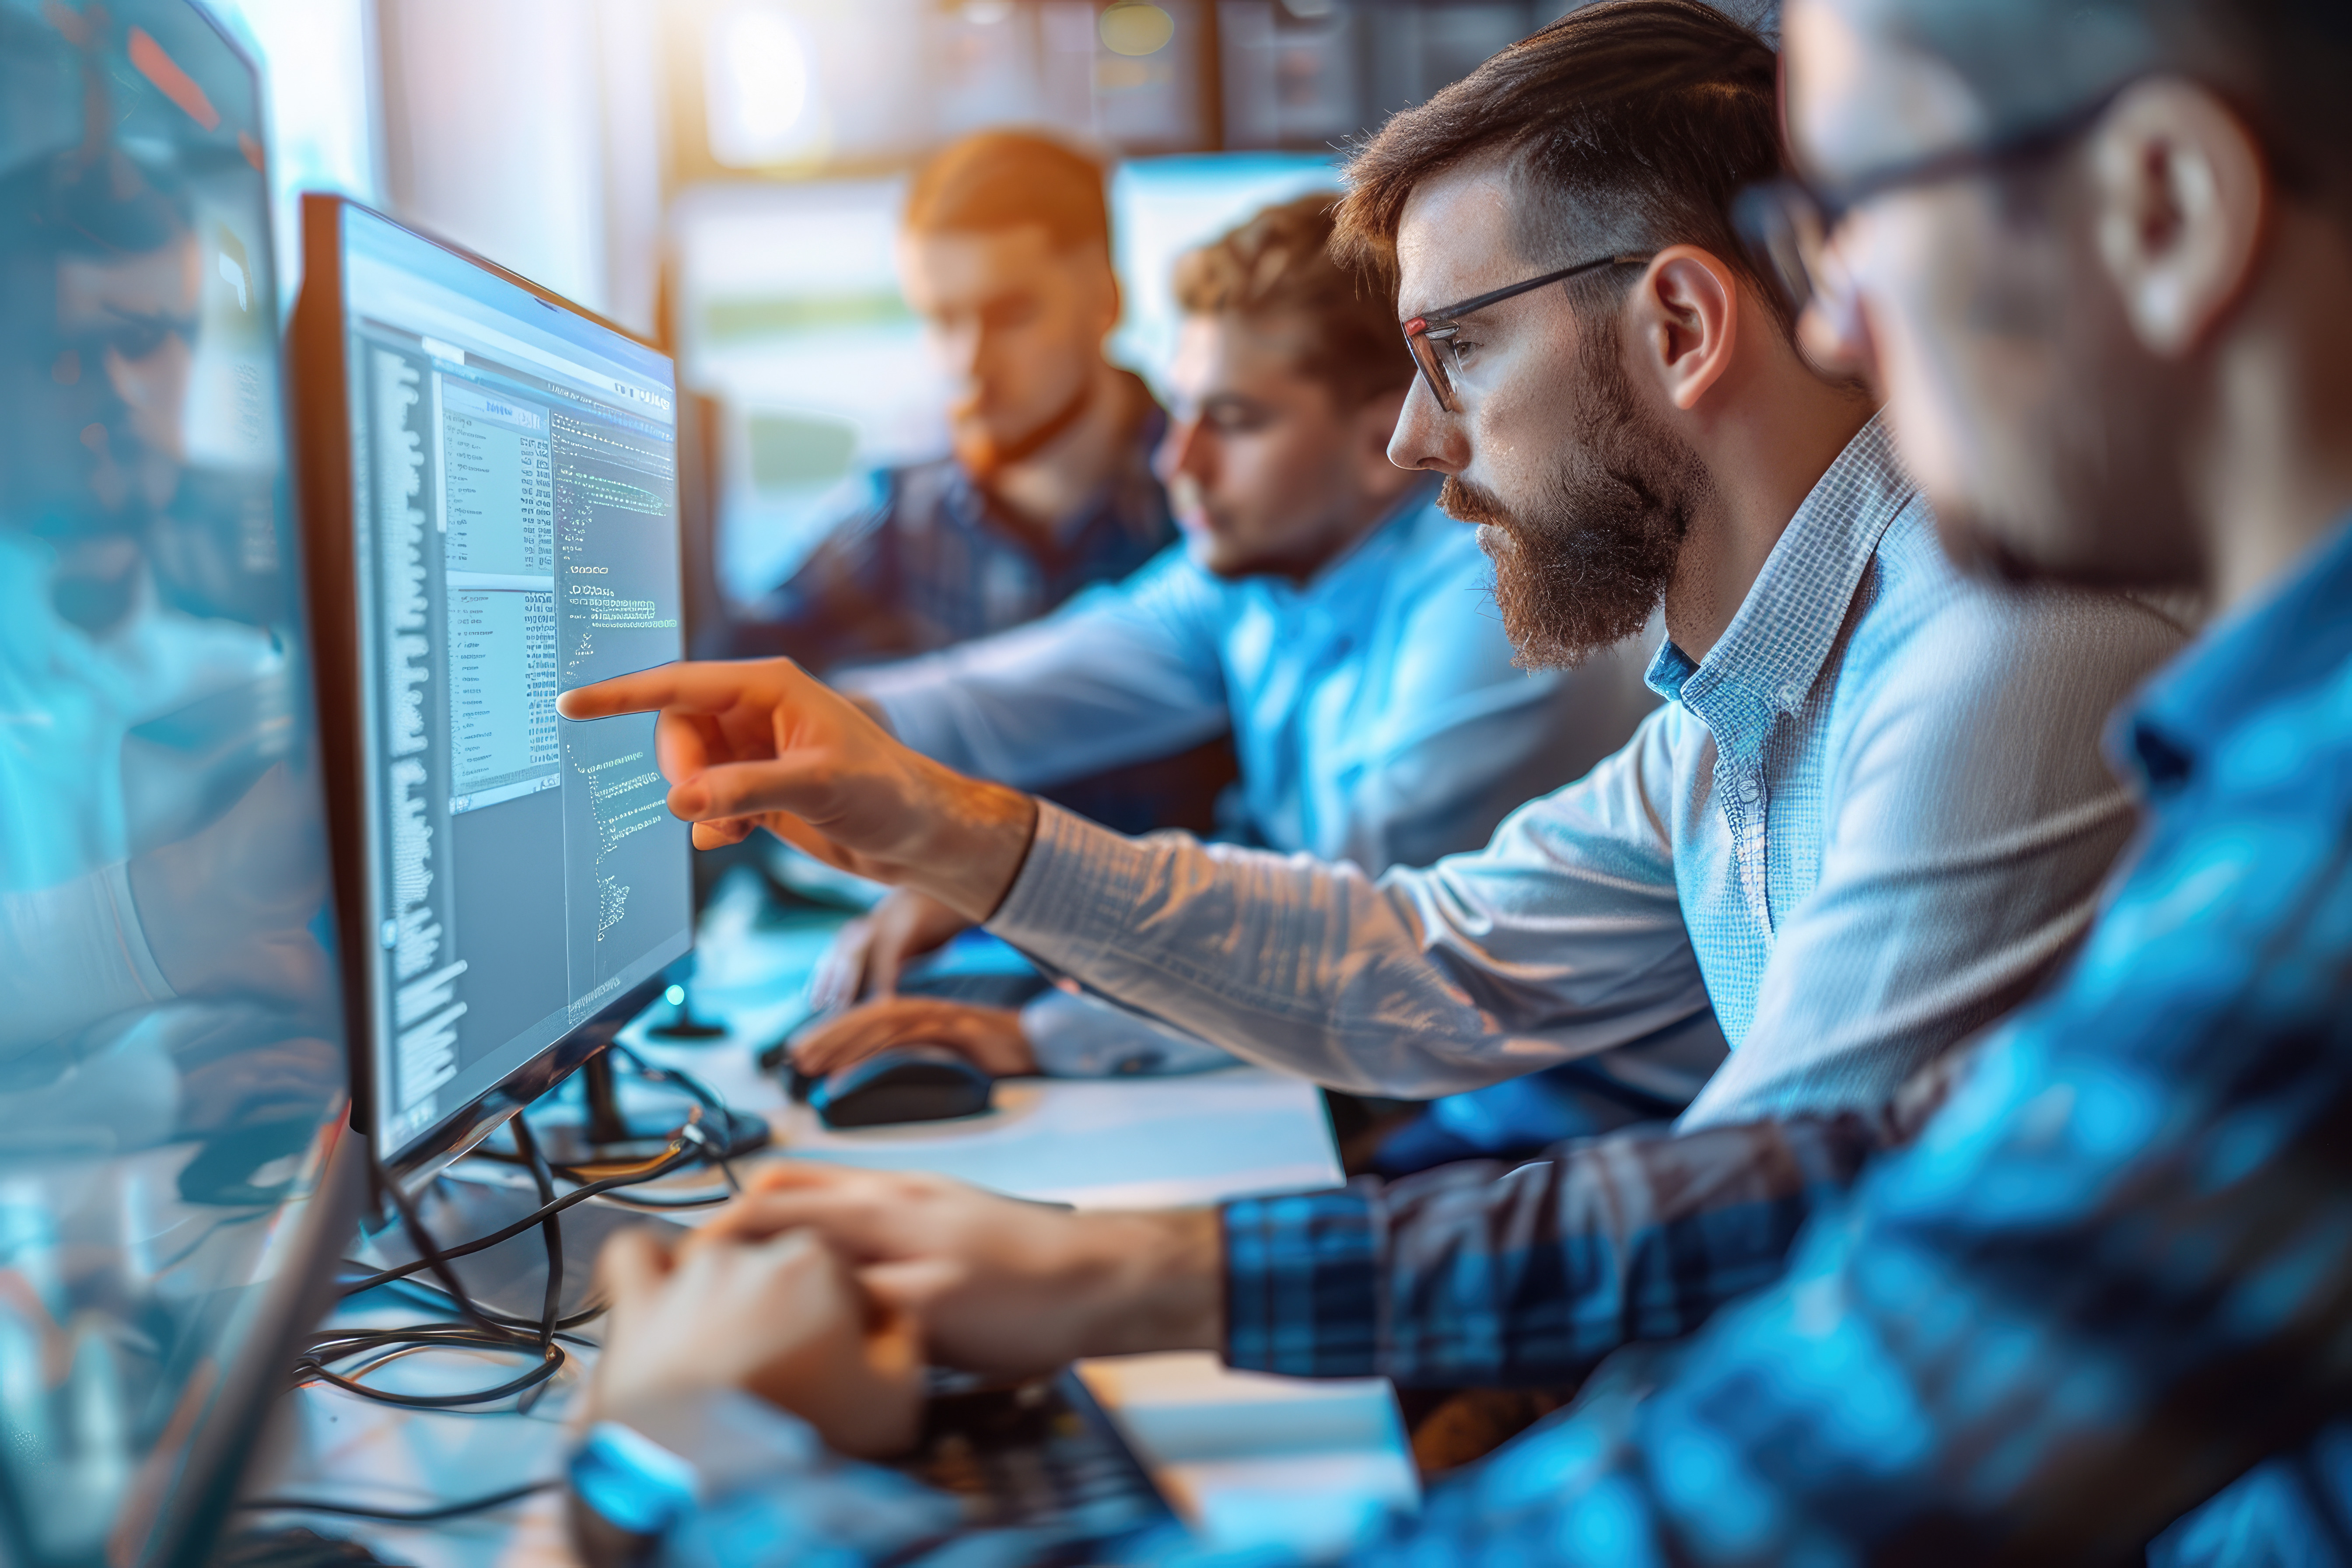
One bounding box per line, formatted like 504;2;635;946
376;0;619;318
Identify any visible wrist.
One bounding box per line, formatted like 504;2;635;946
912;770;1038;923
1061;1209;1223;1359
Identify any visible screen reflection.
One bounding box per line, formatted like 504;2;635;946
0;5;349;1565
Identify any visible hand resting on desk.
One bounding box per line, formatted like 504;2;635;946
554;658;1036;924
790;996;1035;1078
696;1164;1222;1382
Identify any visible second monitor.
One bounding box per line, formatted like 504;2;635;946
299;196;699;1176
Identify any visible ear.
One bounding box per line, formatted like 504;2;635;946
1630;246;1741;412
2090;78;2267;358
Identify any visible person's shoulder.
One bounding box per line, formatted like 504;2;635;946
1113;537;1228;615
1849;498;2188;708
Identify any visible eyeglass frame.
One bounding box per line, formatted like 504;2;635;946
1400;252;1656;413
1738;82;2138;319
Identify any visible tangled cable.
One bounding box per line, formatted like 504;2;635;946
303;1053;750;1413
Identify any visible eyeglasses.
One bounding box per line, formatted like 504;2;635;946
1734;87;2130;322
1400;252;1654;412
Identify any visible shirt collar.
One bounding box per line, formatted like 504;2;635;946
2121;514;2352;796
1646;413;1916;731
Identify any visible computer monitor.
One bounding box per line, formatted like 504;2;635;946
294;198;694;1179
0;5;360;1566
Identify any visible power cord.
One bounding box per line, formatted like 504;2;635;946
300;1118;584;1409
310;1063;756;1409
465;1046;748;1210
234;1479;561;1523
331;1137;701;1302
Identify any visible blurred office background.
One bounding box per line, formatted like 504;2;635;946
200;0;1768;608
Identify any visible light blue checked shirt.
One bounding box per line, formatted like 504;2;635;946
984;417;2186;1124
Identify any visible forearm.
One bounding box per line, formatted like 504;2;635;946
986;803;1710;1098
1223;1110;1886;1387
1063;1208;1224;1360
844;765;1040;924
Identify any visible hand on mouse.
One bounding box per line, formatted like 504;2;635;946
554;659;1037;924
791;997;1035;1080
586;1222;924;1459
697;1164;1221;1382
808;889;975;1013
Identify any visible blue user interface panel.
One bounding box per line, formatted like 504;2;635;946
337;206;691;1158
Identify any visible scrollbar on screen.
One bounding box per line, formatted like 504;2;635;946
340;207;691;1157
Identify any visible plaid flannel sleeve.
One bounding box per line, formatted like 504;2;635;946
1222;1111;1888;1387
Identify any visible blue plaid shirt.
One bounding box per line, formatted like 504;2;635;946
582;514;2352;1567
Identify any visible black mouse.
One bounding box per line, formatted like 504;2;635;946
808;1045;994;1129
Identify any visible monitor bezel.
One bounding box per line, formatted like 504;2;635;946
292;192;690;1185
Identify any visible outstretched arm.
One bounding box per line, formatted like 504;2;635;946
556;659;1036;921
560;658;1710;1097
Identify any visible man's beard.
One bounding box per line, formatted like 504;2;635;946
1442;319;1711;669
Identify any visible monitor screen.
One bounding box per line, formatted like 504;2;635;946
313;203;692;1164
0;4;357;1565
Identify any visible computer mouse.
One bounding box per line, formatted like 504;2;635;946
808;1045;995;1129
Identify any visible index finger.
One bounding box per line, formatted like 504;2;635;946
557;658;800;722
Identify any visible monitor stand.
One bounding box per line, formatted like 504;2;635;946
643;983;728;1041
527;1049;771;1169
359;1052;770;1322
362;1162;679;1321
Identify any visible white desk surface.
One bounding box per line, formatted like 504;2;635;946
245;880;1414;1564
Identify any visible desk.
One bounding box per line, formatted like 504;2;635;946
246;875;1416;1564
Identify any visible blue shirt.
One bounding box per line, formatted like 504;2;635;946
577;516;2352;1565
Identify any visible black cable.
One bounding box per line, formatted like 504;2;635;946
297;1145;586;1409
334;1142;698;1300
339;1269;610;1335
304;1054;755;1413
235;1480;560;1523
512;1115;564;1415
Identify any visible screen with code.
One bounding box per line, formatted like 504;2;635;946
337;206;690;1156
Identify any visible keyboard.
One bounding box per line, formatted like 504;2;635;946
903;1370;1174;1540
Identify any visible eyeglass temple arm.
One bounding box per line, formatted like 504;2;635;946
1406;252;1655;336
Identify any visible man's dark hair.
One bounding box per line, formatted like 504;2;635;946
1172;192;1412;410
1333;0;1789;331
903;129;1110;253
1884;0;2352;223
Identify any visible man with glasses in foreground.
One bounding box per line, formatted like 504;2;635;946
578;2;2171;1148
559;0;2352;1561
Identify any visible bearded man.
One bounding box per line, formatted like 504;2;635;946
565;2;2179;1131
